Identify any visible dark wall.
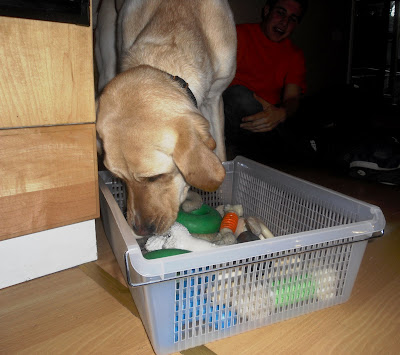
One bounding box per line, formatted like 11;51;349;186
0;0;90;26
228;0;353;96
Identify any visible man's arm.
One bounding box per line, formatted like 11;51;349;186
281;83;301;119
240;83;301;133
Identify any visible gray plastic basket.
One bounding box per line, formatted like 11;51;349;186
99;156;385;355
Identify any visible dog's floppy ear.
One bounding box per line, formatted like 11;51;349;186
173;126;225;192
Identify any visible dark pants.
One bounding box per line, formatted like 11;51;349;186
223;85;294;164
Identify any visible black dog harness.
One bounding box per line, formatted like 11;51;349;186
168;74;198;108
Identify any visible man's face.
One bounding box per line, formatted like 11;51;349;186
262;0;303;42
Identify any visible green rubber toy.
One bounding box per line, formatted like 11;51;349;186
176;204;222;234
144;249;191;259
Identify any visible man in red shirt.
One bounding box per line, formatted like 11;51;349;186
224;0;307;162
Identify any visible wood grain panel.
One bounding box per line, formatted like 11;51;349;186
0;124;99;240
0;16;95;129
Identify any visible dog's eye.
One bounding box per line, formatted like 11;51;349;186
146;174;164;182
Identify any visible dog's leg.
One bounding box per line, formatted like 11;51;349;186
200;86;228;162
95;0;118;93
216;96;227;161
92;0;101;29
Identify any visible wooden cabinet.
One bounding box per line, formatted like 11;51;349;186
0;12;99;288
0;16;95;128
0;125;98;240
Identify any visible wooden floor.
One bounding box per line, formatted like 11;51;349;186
1;163;400;354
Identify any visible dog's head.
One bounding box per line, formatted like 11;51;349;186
97;67;225;236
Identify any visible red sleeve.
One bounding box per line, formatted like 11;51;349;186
286;49;307;94
235;25;247;73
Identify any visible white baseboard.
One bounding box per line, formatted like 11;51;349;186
0;219;98;289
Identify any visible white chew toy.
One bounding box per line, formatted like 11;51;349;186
145;222;218;252
145;235;168;252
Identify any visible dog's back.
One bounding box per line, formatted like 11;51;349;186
96;0;236;104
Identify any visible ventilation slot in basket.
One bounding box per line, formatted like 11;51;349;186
173;242;353;344
235;171;359;237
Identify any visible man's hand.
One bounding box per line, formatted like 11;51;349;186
240;94;286;133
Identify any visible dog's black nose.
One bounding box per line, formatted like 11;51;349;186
132;222;156;237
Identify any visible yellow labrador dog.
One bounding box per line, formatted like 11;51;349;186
95;0;236;236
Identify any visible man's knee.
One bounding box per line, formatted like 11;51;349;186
223;85;263;118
